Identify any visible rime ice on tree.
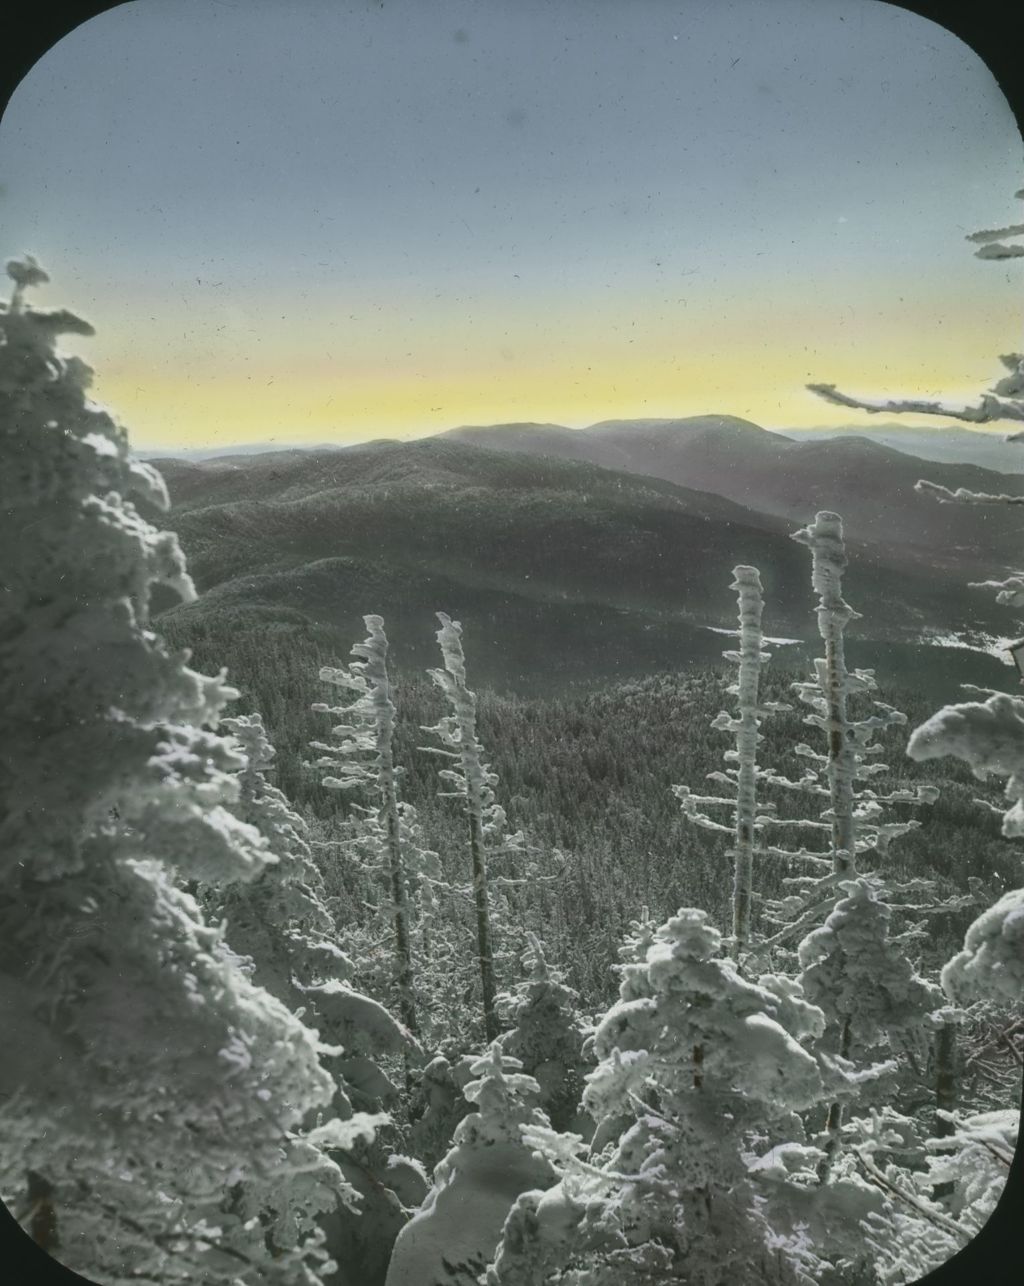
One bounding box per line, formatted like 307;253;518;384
510;907;852;1286
206;712;351;1008
673;565;790;959
496;933;592;1134
808;194;1024;1009
797;877;941;1183
755;513;936;958
312;614;437;1040
908;695;1024;1004
385;1044;555;1286
421;612;528;1043
0;258;357;1286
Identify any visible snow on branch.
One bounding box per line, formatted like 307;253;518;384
915;479;1024;506
966;196;1024;259
807;380;1024;426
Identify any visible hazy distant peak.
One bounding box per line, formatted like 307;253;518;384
792;433;906;457
447;421;572;435
585;414;775;436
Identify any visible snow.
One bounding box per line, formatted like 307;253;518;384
706;626;802;646
385;1047;555;1286
916;629;1018;663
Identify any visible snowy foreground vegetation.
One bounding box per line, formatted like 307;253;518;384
2;222;1022;1286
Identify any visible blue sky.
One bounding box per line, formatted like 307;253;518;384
1;0;1021;448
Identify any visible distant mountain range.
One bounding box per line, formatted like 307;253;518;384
141;417;1024;472
441;416;1024;579
798;422;1024;472
151;419;1023;698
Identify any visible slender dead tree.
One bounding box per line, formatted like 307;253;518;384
313;615;420;1039
422;613;508;1043
791;512;861;875
674;565;788;960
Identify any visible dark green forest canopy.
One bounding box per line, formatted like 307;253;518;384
159;609;1019;1010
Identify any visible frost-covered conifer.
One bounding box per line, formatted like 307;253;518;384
517;907;856;1286
312;615;433;1039
206;710;421;1286
206;712;350;1008
406;1052;477;1172
497;934;593;1134
0;257;362;1284
757;513;937;955
421;613;528;1042
674;565;790;958
908;694;1024;1003
584;907;659;1154
860;1107;1018;1284
384;1044;555;1286
797;877;941;1182
797;876;942;1070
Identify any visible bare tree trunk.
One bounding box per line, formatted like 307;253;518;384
816;1015;852;1185
382;793;418;1039
731;567;764;956
469;806;499;1043
931;1019;959;1199
803;513;858;875
823;626;856;875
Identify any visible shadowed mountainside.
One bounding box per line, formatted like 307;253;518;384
152;436;1013;698
442;416;1024;578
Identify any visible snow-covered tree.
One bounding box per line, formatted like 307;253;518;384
205;711;350;1009
797;877;941;1182
859;1106;1018;1284
205;710;421;1286
406;1053;477;1173
673;564;790;959
385;1044;555;1286
0;256;365;1284
421;613;528;1043
755;513;937;958
514;907;865;1286
801;200;1024;1244
312;615;431;1040
908;694;1024;1003
497;933;593;1134
808;197;1024;1010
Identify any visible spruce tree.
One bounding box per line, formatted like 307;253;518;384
0;257;361;1285
514;907;876;1286
674;565;790;960
421;613;527;1043
797;877;941;1182
312;615;432;1039
385;1044;555;1286
755;513;937;958
497;933;592;1134
207;710;422;1286
206;711;351;1009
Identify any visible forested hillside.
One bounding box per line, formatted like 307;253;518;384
152;435;1014;708
443;415;1024;574
156;610;1020;1011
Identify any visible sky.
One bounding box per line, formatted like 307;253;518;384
0;0;1021;451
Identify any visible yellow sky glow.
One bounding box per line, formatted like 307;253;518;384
88;303;1021;450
